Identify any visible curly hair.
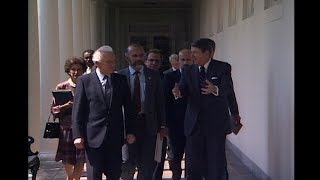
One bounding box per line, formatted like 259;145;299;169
64;56;87;73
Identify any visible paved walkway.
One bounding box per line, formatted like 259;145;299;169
29;145;259;180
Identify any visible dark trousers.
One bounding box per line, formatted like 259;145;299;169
86;134;122;180
167;131;186;180
186;123;227;180
121;116;157;180
152;137;167;180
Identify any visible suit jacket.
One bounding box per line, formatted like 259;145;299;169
179;59;233;136
72;72;135;148
227;73;239;115
118;66;166;135
163;70;187;134
163;68;173;75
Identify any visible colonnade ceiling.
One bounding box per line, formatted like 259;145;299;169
105;0;192;8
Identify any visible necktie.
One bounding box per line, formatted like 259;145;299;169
176;70;181;83
199;66;206;88
103;75;111;106
133;71;141;113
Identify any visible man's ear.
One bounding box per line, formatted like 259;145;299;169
211;50;215;58
124;53;131;63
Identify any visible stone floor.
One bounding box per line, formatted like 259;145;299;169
29;145;259;180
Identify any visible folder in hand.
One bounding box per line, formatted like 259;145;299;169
52;90;73;105
154;133;163;163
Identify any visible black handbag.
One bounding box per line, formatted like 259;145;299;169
43;113;60;139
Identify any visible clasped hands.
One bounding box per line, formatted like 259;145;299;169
172;80;218;97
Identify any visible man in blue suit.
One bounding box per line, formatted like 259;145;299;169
72;45;136;180
172;38;235;180
118;43;166;180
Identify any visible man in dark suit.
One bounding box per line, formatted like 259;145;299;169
118;43;166;180
145;48;165;80
162;48;192;180
206;38;241;133
163;53;179;75
205;38;242;179
72;45;136;180
172;38;235;179
144;48;168;180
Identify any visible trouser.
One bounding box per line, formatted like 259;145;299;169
167;131;186;180
152;137;167;180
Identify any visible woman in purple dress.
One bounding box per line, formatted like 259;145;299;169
51;56;87;180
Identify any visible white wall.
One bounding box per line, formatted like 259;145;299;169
193;0;294;179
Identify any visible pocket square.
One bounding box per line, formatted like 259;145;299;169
211;76;218;79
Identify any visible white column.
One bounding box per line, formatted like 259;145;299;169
58;0;73;80
105;2;110;45
72;0;84;56
95;0;102;47
82;0;91;50
38;0;60;156
90;0;98;49
28;0;41;151
100;0;106;45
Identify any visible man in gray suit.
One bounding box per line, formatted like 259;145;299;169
118;43;166;180
172;38;235;179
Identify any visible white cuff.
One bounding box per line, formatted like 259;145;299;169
212;85;219;96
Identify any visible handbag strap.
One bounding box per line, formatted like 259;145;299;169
47;113;57;122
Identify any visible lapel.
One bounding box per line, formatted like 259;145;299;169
190;64;201;93
174;70;181;83
125;68;131;87
206;58;217;79
91;72;107;105
144;67;152;96
109;73;115;107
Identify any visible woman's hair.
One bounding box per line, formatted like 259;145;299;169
64;56;87;73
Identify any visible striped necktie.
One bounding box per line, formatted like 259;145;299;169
103;75;111;106
199;66;206;88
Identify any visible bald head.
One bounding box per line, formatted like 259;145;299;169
178;48;193;67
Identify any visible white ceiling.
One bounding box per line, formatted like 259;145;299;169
105;0;192;8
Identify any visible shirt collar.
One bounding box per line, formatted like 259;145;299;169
129;65;144;75
96;69;109;81
198;58;212;71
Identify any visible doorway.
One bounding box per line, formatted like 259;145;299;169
129;34;171;72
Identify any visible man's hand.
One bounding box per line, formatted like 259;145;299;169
159;127;168;139
231;114;241;125
126;134;136;144
74;137;85;149
201;80;218;95
172;83;181;99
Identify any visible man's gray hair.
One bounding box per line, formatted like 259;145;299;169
92;45;113;62
169;54;178;62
